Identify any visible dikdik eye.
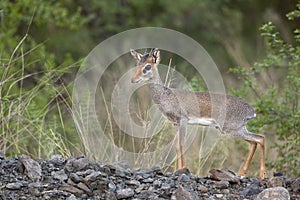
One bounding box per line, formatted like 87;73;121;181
145;65;151;70
142;64;151;74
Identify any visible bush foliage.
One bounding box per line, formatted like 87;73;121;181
230;2;300;177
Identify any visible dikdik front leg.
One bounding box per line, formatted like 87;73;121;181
175;120;187;169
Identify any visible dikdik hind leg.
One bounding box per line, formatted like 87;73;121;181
238;132;265;179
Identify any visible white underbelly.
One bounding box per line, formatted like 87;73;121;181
187;117;216;126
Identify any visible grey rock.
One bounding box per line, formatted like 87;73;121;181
209;169;240;183
198;178;207;184
151;165;164;175
171;185;195;200
135;185;145;193
72;157;94;171
77;169;94;176
153;180;162;187
240;177;251;183
102;166;112;175
65;157;76;172
136;190;158;199
135;174;144;181
52;169;68;181
108;182;117;191
116;188;135;199
66;194;77;200
267;176;285;187
161;182;171;190
178;174;191;182
174;168;190;176
0;154;299;199
6;182;23;190
291;178;300;193
106;191;117;200
49;155;65;166
104;163;117;171
59;184;84;195
125;179;140;186
190;174;198;181
67;178;76;186
240;182;262;197
77;182;92;194
142;177;154;183
89;180;107;191
213;180;230;189
18;155;42;182
223;189;230;194
197;184;208;193
69;173;83;183
166;172;173;177
115;169;126;177
83;171;102;183
255;186;290;200
28;186;41;197
135;168;153;179
28;182;43;188
207;197;218;200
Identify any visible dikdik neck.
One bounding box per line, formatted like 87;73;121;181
147;69;168;103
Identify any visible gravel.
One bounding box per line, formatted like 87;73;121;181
0;153;299;199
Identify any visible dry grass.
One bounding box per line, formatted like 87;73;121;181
0;36;81;158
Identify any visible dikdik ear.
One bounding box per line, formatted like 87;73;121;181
151;48;161;64
130;49;142;62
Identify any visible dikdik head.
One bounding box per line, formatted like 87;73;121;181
130;48;161;83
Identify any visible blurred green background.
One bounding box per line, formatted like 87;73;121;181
0;0;299;177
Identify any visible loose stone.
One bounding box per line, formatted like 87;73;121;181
59;184;84;195
69;173;83;183
255;186;290;200
77;182;92;194
52;169;68;181
116;188;135;199
18;155;42;182
83;171;102;183
6;182;23;190
0;154;298;199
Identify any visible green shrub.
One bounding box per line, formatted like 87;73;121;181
229;2;300;177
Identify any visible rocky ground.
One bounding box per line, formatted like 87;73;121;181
0;152;299;200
